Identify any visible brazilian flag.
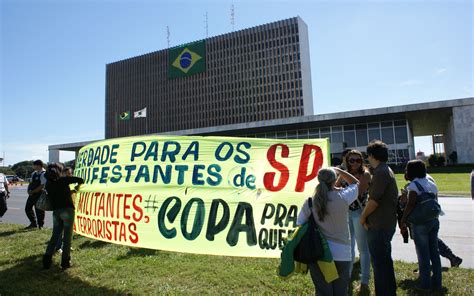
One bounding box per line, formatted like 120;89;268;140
168;40;206;79
119;111;130;120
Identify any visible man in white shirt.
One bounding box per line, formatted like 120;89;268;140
0;172;10;219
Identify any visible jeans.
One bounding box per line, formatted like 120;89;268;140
438;238;454;260
367;227;397;296
45;208;75;264
348;208;371;285
25;194;45;226
309;260;351;296
412;219;442;290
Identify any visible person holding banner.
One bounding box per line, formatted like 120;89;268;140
297;167;359;295
42;163;84;270
53;166;79;254
336;150;371;294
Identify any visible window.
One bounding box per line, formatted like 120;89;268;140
320;127;331;142
296;129;307;139
265;132;276;139
308;128;319;138
396;149;409;164
395;126;408;143
356;124;368;147
331;126;343;143
381;127;395;144
287;131;297;139
368;129;380;142
344;130;356;147
394;120;406;127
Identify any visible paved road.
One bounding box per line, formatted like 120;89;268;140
1;186;53;227
1;186;473;268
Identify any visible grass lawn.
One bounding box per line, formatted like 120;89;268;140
395;173;471;196
1;224;473;295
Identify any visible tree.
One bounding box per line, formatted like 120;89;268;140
0;167;15;175
436;156;446;167
428;154;437;167
11;160;36;179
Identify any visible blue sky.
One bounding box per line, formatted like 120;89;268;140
1;0;472;165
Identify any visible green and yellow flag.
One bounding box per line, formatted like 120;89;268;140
119;111;130;120
168;40;206;79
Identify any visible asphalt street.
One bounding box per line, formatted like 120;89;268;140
1;186;473;268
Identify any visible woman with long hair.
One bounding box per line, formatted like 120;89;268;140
42;162;84;270
297;167;359;295
337;150;371;293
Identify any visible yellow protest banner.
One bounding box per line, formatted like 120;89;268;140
73;135;330;258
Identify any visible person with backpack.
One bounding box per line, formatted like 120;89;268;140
25;160;46;229
42;163;84;270
400;160;442;292
398;175;462;268
297;167;359;295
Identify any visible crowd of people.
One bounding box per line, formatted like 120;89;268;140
0;140;464;292
1;160;84;270
297;140;462;295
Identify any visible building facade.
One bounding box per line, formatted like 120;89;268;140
105;16;313;138
51;98;474;165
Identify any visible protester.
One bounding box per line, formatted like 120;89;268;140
400;160;442;292
25;160;46;229
336;150;371;294
0;172;10;219
398;177;463;268
53;166;79;253
42;163;84;270
360;140;398;296
297;167;359;295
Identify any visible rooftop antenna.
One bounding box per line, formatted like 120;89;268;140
166;26;170;48
230;4;235;31
205;12;209;38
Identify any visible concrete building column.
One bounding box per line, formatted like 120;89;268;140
49;149;60;163
452;105;474;164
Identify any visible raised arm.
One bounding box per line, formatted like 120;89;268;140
334;167;359;185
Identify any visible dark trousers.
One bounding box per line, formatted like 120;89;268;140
309;261;351;296
438;238;455;259
25;194;45;226
367;228;397;296
45;208;75;265
0;192;7;217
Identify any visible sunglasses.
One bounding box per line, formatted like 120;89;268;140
348;158;362;164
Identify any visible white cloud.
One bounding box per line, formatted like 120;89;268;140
434;68;447;75
399;80;422;87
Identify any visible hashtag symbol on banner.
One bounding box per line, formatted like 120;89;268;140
144;195;159;213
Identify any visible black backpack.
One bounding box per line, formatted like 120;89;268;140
294;198;324;263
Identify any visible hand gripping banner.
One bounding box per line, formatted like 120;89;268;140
73;135;330;258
